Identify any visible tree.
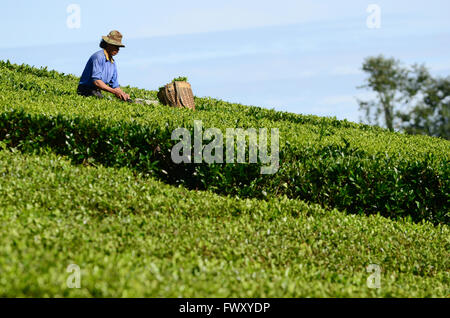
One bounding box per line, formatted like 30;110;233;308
397;76;450;139
357;55;408;132
358;55;449;139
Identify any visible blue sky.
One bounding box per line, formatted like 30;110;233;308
1;0;449;122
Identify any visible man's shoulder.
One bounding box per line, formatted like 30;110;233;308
89;50;106;62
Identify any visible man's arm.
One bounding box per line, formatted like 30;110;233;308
93;80;129;101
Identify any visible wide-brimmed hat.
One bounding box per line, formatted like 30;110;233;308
102;30;125;48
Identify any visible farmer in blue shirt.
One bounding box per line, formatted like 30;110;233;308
78;30;130;101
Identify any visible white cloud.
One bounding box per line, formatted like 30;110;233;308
121;46;287;66
321;95;357;105
130;0;330;39
320;92;375;106
330;65;363;76
428;62;450;73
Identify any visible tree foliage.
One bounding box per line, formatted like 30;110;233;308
358;55;449;139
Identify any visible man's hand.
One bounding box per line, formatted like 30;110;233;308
113;87;130;101
93;80;130;101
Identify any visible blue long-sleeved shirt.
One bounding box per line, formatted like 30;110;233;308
79;50;119;88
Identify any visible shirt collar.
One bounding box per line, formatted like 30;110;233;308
103;49;114;63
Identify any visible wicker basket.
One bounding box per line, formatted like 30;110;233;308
157;81;195;110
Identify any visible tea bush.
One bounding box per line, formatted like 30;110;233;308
0;60;448;224
0;150;448;297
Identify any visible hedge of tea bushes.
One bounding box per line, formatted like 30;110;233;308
0;60;389;130
0;150;449;297
0;60;448;224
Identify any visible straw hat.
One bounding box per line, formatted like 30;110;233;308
102;30;125;48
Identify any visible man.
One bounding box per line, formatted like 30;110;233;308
78;30;130;101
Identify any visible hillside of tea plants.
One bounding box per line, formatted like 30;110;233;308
0;60;448;297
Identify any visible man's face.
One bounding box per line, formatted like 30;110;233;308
106;44;120;56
